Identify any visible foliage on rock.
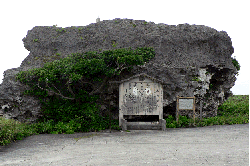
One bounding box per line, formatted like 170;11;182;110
231;56;240;72
15;47;155;124
16;47;155;100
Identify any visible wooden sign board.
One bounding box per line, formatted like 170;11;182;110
176;96;195;123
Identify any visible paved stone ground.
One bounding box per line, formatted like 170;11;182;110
0;124;248;166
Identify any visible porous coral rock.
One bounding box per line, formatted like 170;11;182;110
0;19;237;122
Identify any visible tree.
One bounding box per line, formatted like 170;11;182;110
16;47;155;103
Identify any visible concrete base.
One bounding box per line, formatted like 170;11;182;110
121;119;127;131
160;119;166;131
121;119;166;131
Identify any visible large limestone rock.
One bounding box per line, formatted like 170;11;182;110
0;19;237;122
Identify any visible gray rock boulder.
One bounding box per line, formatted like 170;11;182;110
0;18;237;122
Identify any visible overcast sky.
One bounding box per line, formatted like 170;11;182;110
0;0;249;95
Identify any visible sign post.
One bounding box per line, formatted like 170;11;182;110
176;96;195;125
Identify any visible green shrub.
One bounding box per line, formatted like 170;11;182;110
218;95;249;116
178;115;192;127
0;115;120;146
165;115;177;128
30;120;55;134
165;115;195;128
34;101;115;133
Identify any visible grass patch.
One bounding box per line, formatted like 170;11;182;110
0;118;38;146
217;95;249;116
0;116;120;146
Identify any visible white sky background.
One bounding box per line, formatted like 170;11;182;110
0;0;249;95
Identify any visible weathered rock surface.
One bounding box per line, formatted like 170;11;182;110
0;18;237;122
